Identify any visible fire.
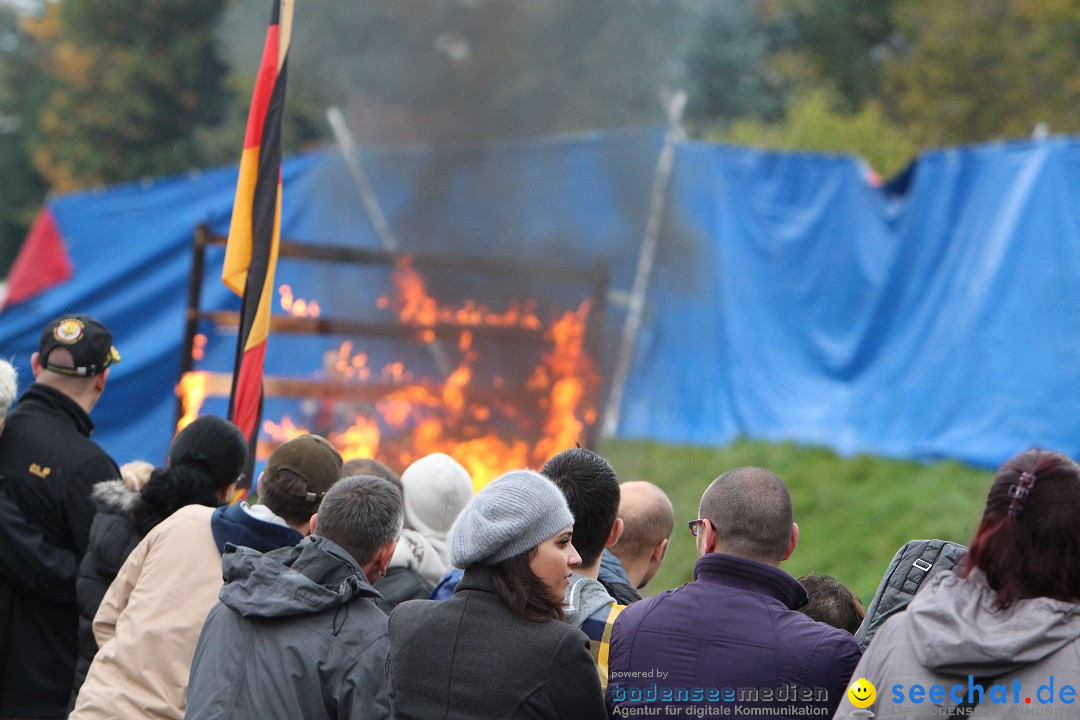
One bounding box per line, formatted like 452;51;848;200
263;415;310;440
279;284;321;318
388;258;542;330
330;416;381;463
175;258;599;491
175;371;208;432
192;333;207;361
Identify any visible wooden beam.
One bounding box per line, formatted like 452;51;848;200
197;310;549;342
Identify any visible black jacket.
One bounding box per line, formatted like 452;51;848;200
0;383;119;717
374;566;434;614
387;565;608;720
71;480;145;708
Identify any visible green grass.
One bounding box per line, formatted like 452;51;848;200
596;438;993;603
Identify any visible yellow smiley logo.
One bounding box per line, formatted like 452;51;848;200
847;678;876;709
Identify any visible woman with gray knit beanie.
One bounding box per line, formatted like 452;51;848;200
387;469;608;719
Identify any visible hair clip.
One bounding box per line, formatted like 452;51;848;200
1007;470;1037;516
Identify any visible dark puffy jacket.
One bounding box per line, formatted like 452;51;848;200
607;553;861;718
185;536;392;720
70;480;145;707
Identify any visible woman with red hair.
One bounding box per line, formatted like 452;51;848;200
834;449;1080;719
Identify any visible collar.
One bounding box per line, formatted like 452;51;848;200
693;552;808;610
19;383;95;436
598;548;633;585
456;564;499;594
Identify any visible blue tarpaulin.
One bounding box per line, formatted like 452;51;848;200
2;129;1077;470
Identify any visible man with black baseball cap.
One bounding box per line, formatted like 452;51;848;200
0;314;121;719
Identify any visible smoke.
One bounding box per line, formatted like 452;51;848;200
217;0;712;147
212;0;718;447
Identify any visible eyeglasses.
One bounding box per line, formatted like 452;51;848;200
688;519;707;537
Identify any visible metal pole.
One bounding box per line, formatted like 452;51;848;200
601;89;687;437
326;106;453;377
326;107;399;252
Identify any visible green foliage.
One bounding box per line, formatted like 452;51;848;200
597;437;991;602
685;2;789;125
25;0;227;190
713;88;916;179
0;5;48;273
882;0;1080;148
789;0;896;111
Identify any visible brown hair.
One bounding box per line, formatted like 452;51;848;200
488;550;565;623
964;449;1080;609
259;468;322;526
797;573;865;634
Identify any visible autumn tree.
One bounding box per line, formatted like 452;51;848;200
25;0;228;191
0;5;48;272
882;0;1080;148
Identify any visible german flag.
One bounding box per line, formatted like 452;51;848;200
223;0;294;489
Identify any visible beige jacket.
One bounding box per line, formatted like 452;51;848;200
70;505;222;720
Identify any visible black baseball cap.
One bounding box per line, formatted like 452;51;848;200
39;315;121;377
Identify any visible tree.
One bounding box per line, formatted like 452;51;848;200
789;0;896;111
715;87;916;179
0;4;48;273
882;0;1080;148
684;1;791;127
24;0;228;191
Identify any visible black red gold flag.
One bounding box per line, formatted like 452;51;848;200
223;0;294;491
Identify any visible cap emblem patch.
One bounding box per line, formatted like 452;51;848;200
53;318;85;344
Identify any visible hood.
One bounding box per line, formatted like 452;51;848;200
219;535;381;619
388;528;450;586
564;573;616;628
400;452;473;539
210;502;303;555
907;569;1080;678
91;479;140;515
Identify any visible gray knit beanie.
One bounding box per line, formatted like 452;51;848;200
447;469;574;567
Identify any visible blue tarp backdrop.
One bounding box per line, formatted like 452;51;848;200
2;128;1077;470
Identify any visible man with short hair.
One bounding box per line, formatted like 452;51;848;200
185;475;402;719
599;480;674;604
541;447;624;687
606;467;860;717
70;434;343;720
0;315;121;719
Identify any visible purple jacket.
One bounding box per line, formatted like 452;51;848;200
606;553;860;718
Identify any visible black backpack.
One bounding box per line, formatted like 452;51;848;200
854;538;967;651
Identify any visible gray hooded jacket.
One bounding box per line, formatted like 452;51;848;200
564;572;617;629
833;569;1080;719
185;536;391;720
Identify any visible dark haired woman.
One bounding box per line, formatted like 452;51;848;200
833;449;1080;718
70;415;246;706
387;469;608;719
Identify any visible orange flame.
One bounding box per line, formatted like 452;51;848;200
175;371;209;432
279;284;321;318
176;258;598;491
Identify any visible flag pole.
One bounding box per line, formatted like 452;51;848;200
223;0;294;496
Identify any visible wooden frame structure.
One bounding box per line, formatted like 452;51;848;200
177;224;610;451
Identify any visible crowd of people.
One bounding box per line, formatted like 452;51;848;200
0;313;1076;720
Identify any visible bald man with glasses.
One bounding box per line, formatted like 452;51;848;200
606;466;860;718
